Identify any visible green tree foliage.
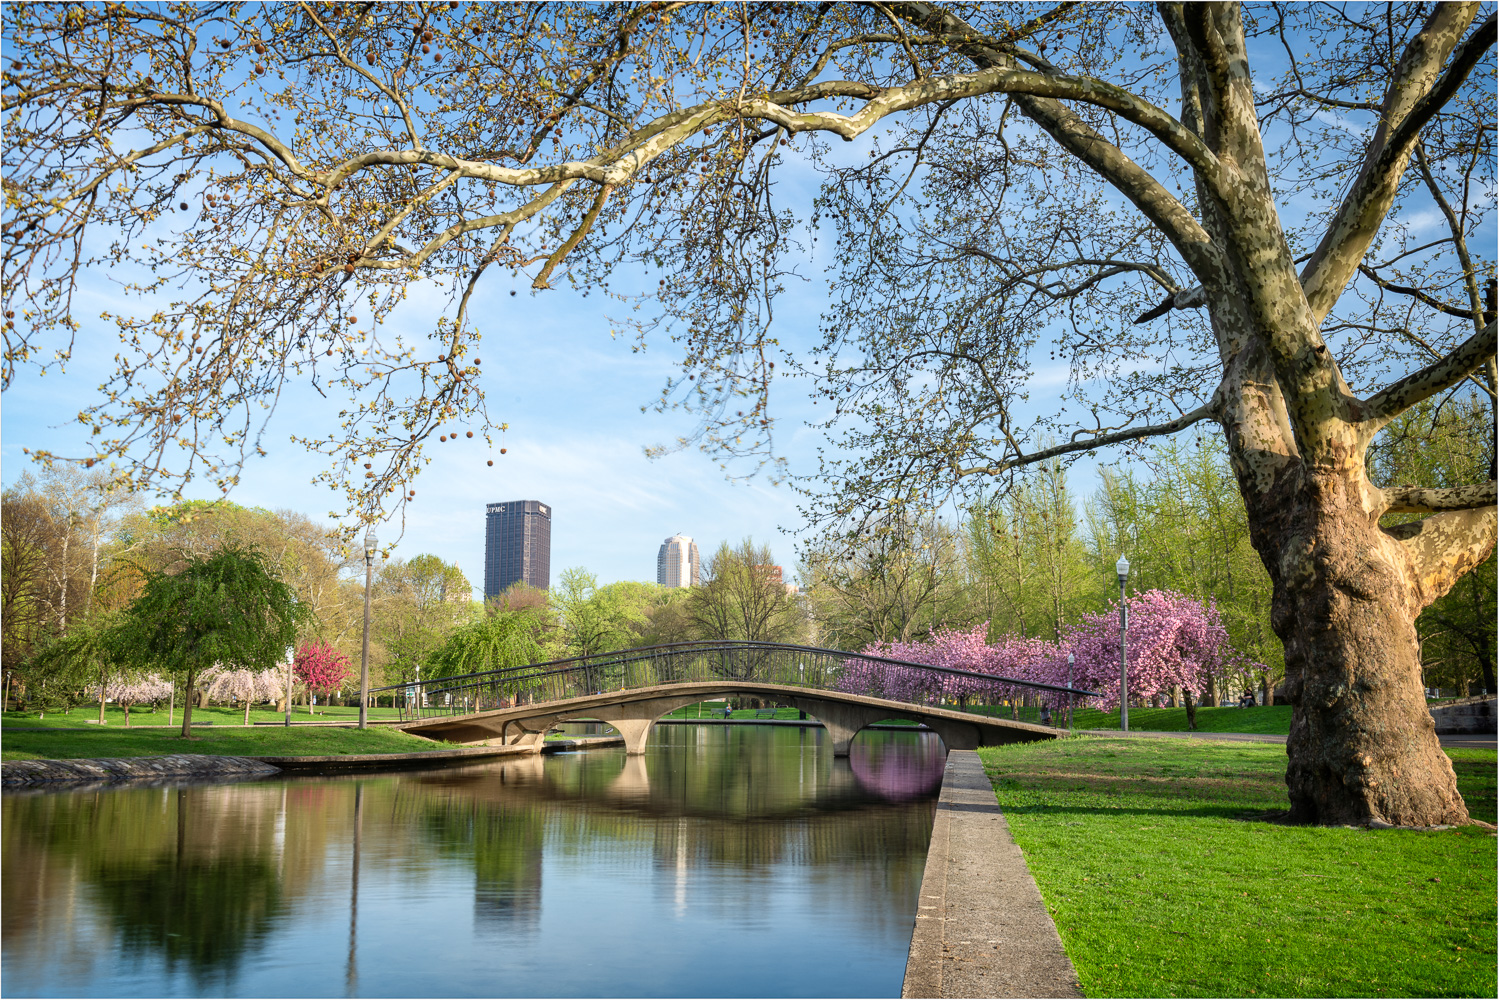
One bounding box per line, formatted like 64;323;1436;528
1086;437;1282;705
110;548;310;737
1372;393;1496;694
2;468;138;705
25;612;132;722
551;569;679;656
967;460;1101;643
801;513;965;650
686;540;806;647
369;553;473;686
427;609;546;699
121;499;349;641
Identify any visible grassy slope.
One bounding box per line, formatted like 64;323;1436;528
1068;704;1296;734
1;722;443;760
979;737;1497;998
3;703;405;729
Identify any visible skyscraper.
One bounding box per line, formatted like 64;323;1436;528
656;534;700;588
484;500;552;598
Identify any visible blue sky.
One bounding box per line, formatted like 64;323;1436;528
0;262;835;594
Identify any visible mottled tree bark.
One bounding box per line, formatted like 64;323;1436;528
1250;471;1482;825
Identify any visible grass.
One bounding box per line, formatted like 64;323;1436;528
1067;704;1295;734
659;703;810;721
3;702;406;729
978;737;1497;998
0;722;444;761
657;700;1301;734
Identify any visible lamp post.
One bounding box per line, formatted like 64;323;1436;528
284;650;294;727
358;527;377;730
1116;554;1130;732
1066;652;1075;731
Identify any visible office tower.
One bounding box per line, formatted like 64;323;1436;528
484;500;552;598
656;534;700;588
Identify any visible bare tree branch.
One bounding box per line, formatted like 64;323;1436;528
1381;481;1497;514
1363;320;1497;431
1298;6;1493;326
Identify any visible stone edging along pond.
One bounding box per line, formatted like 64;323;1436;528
0;736;628;788
2;754;281;787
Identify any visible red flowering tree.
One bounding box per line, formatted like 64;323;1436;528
294;641;352;715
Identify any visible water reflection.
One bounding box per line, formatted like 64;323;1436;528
3;726;942;998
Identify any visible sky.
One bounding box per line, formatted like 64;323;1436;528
0;263;836;595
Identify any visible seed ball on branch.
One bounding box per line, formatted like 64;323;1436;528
500;448;507;454
487;460;493;466
466;431;473;438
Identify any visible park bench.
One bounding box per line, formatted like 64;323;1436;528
754;707;779;720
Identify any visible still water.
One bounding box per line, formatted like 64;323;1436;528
3;725;945;998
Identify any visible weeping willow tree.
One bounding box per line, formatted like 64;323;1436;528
426;608;546;703
110;547;308;737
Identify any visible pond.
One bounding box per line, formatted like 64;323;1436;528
2;724;946;998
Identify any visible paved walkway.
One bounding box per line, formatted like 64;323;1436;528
903;750;1081;999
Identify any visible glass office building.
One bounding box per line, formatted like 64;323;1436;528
484;500;552;598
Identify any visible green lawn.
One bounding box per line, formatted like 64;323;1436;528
979;737;1497;998
0;722;443;761
3;702;406;729
658;700;1299;734
1067;704;1295;734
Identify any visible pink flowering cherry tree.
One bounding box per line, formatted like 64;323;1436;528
1065;589;1255;728
101;674;173;727
294;641;352;715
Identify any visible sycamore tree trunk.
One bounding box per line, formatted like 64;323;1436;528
1249;475;1491;826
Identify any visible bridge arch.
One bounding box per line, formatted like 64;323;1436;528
397;681;1059;756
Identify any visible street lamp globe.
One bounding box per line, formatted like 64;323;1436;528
364;527;378;559
1116;553;1130;586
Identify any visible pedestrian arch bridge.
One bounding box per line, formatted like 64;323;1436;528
375;641;1096;756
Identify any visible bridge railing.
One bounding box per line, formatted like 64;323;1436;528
370;641;1101;728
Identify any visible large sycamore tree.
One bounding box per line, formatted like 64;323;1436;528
2;2;1494;826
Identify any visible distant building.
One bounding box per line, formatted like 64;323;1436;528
657;534;700;588
755;564;798;595
484;500;552;597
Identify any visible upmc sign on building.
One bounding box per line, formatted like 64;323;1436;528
484;500;552;598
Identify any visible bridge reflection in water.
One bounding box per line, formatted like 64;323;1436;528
376;641;1100;756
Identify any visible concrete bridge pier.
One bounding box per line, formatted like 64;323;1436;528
498;717;554;752
588;695;708;755
784;696;982;756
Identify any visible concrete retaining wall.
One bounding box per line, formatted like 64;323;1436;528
3;754;280;787
1432;697;1497;735
902;750;1081;999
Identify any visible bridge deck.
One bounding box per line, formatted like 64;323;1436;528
398;680;1063;754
